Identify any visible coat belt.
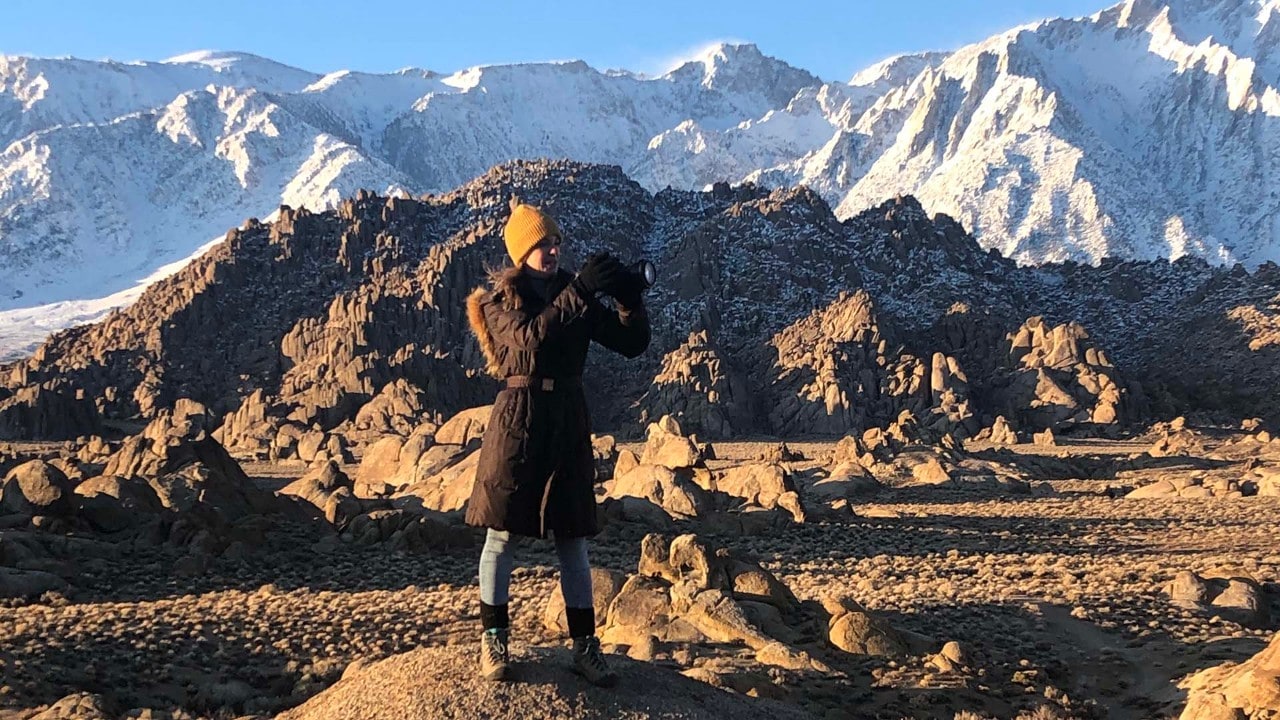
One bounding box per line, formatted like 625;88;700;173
505;375;583;392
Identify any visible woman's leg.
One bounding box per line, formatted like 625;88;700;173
478;529;515;629
556;534;618;686
554;535;594;636
477;529;515;681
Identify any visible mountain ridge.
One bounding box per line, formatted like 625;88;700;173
2;1;1278;360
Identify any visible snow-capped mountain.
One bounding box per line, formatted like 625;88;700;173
805;0;1280;266
1;0;1278;360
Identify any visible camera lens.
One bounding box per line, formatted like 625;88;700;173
633;260;657;288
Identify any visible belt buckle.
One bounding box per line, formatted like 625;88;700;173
541;378;555;391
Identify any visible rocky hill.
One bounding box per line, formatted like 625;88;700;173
1;159;1276;444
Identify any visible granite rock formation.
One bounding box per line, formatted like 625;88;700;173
2;160;1277;445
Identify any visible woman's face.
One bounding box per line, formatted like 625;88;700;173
523;234;561;277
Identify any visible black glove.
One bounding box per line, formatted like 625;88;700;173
573;253;625;295
610;271;644;308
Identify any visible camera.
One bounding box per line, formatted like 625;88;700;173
630;259;657;289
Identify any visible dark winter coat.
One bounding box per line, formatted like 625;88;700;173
463;266;650;538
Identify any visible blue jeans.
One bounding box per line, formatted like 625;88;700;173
478;529;593;608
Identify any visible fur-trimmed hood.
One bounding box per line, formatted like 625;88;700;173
466;267;571;378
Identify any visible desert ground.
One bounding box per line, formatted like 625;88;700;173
1;410;1278;720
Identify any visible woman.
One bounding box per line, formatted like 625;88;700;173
464;197;650;686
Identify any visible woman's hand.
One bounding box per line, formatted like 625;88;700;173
573;253;625;295
609;272;644;308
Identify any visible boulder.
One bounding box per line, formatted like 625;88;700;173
1256;467;1280;497
613;449;640;480
908;457;952;485
391;449;480;514
830;436;872;468
543;567;626;634
807;463;882;502
603;533;810;668
279;461;361;527
1128;476;1244;500
1211;578;1271;628
1166;570;1212;606
606;465;711;520
709;463;805;521
1164;571;1272;628
592;434;618;481
987;416;1019;445
822;594;908;657
74;475;163;533
353;378;426;436
355;436;406;490
342;508;470;552
639;416;703;470
601;574;680;647
0;567;68;600
138;437;280;522
433;405;491;447
28;692;116;720
0;460;76;517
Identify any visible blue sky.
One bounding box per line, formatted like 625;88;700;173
2;0;1114;81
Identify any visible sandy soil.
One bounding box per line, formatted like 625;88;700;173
1;437;1277;719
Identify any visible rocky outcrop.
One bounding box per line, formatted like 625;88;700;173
277;644;815;720
767;291;916;436
72;475;163;533
704;463;806;523
4;159;1279;444
821;594;908;657
764;290;981;440
338;508;470;552
638;416;705;470
637;330;754;437
543;567;626;635
351;378;429;437
278;461;363;528
1179;630;1280;720
602;418;807;532
213;390;353;463
989;317;1138;432
0;380;101;441
357;406;487;507
973;415;1020;444
600;533;822;671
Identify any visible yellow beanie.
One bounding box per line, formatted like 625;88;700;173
503;197;560;266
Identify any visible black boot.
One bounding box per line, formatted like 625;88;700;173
479;601;510;681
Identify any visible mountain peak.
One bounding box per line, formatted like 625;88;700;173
664;42;770;79
697;42;765;65
662;42;822;107
160;49;309;75
160;50;320;90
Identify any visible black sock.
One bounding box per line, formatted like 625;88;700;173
566;606;595;639
480;601;509;631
